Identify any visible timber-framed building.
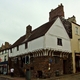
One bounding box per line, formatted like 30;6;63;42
9;4;72;78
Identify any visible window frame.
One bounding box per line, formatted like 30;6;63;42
17;46;19;51
25;43;27;49
57;38;62;46
10;49;12;53
4;55;6;61
54;56;60;64
75;27;78;35
25;56;30;64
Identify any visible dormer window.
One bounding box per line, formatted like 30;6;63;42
57;38;62;46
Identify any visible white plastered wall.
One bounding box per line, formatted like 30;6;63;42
45;17;71;52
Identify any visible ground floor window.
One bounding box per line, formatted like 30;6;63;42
54;56;60;64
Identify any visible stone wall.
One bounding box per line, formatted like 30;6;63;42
9;53;72;78
28;56;63;78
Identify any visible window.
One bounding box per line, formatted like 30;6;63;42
75;27;78;34
2;51;4;54
22;57;25;63
21;57;23;67
25;43;27;49
10;49;12;53
14;57;18;64
5;50;7;53
54;56;60;64
4;56;6;61
25;56;29;64
17;46;19;51
57;38;62;46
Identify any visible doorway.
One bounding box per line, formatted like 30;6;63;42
37;71;43;78
75;56;80;72
63;60;67;74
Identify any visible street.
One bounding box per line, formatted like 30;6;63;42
0;77;10;80
51;73;80;80
1;73;80;80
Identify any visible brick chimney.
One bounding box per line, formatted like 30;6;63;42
5;42;10;48
49;3;64;21
25;25;32;38
0;42;11;50
1;44;5;50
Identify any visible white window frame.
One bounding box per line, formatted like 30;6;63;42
75;27;78;35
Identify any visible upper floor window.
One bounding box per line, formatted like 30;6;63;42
10;49;12;53
75;27;78;35
4;56;6;61
57;38;62;46
5;50;8;53
25;43;27;49
2;51;4;54
17;46;19;51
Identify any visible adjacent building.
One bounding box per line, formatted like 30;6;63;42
0;42;11;74
67;16;80;73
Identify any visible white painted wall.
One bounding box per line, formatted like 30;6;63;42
9;17;71;57
45;17;71;52
28;36;44;52
9;44;28;57
9;36;44;57
0;50;8;62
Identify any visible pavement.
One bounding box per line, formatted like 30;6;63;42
0;75;25;80
1;73;80;80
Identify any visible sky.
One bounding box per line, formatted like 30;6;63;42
0;0;80;46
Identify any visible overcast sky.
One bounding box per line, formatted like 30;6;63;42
0;0;80;46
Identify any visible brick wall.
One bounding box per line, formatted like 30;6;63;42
49;4;64;21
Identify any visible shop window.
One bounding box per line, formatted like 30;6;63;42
14;57;18;63
22;57;25;63
21;57;23;67
25;56;29;64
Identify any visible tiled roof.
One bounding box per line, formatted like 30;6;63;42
27;19;55;42
11;18;56;48
72;21;80;27
60;17;72;38
11;35;26;48
10;16;72;48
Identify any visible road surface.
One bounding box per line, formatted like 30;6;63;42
0;77;10;80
